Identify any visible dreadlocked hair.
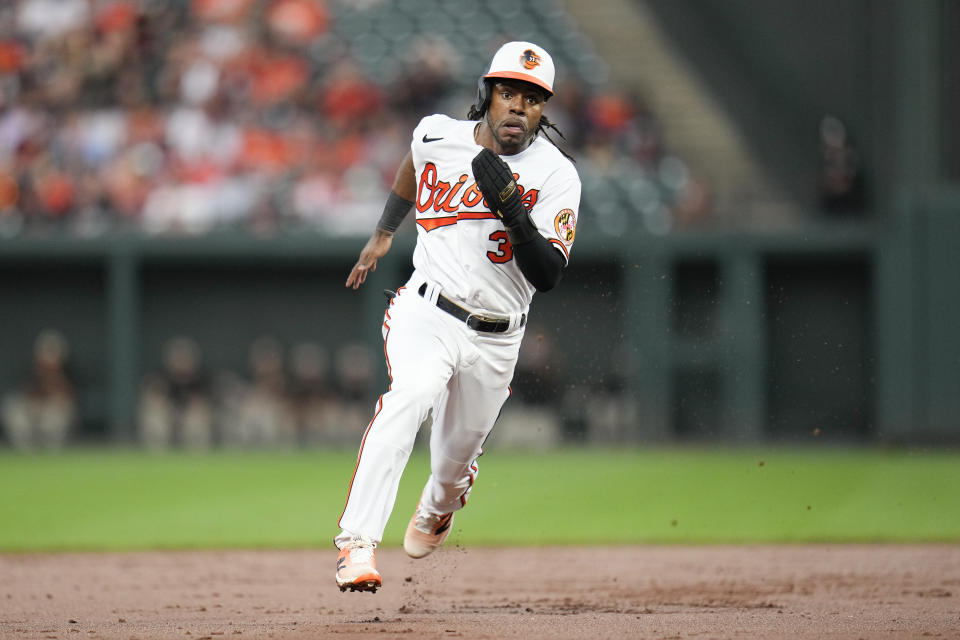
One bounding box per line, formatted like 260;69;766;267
467;90;576;163
467;102;484;122
537;114;575;163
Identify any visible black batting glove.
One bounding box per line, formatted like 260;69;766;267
471;148;540;245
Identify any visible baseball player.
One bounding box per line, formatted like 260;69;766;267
335;41;581;593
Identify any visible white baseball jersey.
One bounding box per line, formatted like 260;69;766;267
410;114;581;316
336;114;581;549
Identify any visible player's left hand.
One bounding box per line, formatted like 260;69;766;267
471;148;526;227
346;229;393;290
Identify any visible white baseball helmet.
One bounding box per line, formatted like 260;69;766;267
483;41;555;96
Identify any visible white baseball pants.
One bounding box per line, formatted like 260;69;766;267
336;274;524;546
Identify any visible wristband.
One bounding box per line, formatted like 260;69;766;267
376;192;414;233
504;214;540;245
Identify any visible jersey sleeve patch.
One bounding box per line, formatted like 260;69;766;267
554;208;576;245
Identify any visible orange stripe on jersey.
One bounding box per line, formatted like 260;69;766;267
417;216;457;231
457;211;498;222
418;212;499;231
549;238;570;262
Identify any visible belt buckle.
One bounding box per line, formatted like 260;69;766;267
466;312;508;332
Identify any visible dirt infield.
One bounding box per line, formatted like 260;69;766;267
2;545;959;639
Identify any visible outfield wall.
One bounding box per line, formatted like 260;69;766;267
4;192;956;445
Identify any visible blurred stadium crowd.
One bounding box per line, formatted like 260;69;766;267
1;0;686;449
0;0;707;239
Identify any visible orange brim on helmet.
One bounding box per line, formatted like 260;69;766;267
483;41;555;96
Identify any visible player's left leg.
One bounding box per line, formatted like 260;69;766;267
403;329;522;558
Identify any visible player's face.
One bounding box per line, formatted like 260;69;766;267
483;80;545;155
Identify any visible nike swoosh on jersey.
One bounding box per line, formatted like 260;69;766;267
422;134;443;143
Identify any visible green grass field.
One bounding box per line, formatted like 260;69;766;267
1;447;958;551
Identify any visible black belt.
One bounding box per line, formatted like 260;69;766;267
418;283;524;333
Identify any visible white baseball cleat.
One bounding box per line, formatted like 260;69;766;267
336;536;381;593
403;503;454;559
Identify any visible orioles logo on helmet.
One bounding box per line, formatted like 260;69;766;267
520;49;541;70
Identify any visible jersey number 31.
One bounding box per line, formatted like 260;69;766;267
486;231;513;264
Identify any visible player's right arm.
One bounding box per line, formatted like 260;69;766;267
345;152;417;290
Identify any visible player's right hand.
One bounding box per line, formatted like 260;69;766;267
346;230;393;290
